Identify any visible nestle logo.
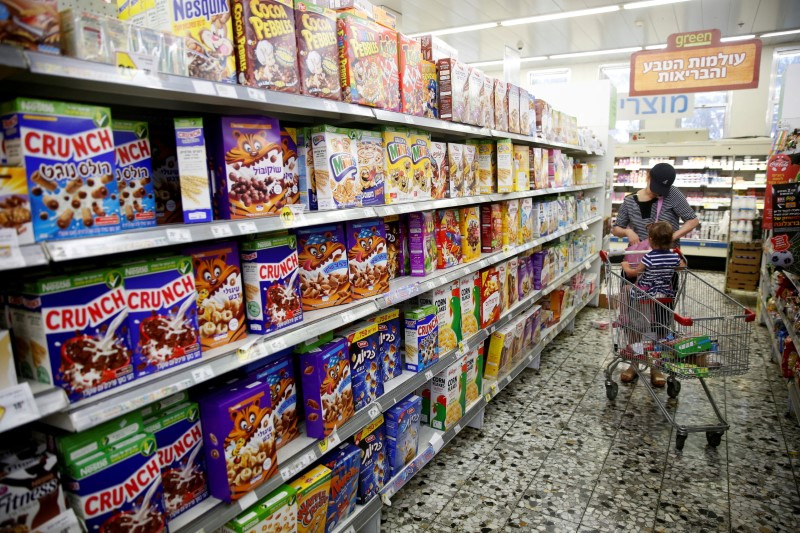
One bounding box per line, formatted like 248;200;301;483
19;100;55;114
242;252;257;261
41;279;70;292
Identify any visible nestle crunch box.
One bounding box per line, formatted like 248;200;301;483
113;120;157;230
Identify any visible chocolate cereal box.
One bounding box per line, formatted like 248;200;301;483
430;141;448;199
494;79;508;132
460;206;481;263
398;33;424;116
463;142;478;196
247;355;300;450
430;356;466;431
370;308;402;382
337;13;385;108
436;58;468;123
408;210;436;276
232;0;299;92
353;129;385;206
299;337;356;439
1;98;121;241
353;415;389;504
290;465;331;533
459;272;481;339
310;125;361;210
421;60;438;119
419;281;462;353
404;304;438;372
346;219;389;299
340;321;383;411
113;120;156;230
496;138;513;192
295;0;341;100
382;126;411;204
222;485;297;533
240;233;303;334
320;443;360;533
150;121;183;224
435;209;461;269
408;130;432;201
297;224;351;310
0;166;33;245
446;143;464;198
385;394;421;477
383;215;403;280
282;127;302;206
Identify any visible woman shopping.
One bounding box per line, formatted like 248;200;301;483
611;163;699;387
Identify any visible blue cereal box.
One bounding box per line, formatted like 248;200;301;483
123;256;201;378
370;309;402;382
339;321;383;411
320;443;360;533
404;305;439;371
10;268;133;402
247;355;300;450
298;338;356;439
352;415;389;504
240;233;303;334
1;98;121;241
113;120;156;230
345;218;390;299
384;394;421;477
174;117;213;224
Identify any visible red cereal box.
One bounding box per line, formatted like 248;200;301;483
435;209;462;269
294;0;342;100
377;24;400;111
480;266;501;328
337;13;385;107
480;203;502;253
398;33;423;116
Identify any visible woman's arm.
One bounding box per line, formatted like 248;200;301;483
672;217;700;241
621;261;638;276
669;189;700;241
612;200;641;245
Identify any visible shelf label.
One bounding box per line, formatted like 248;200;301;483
425;280;436;291
368;404;381;419
0;229;24;268
430;433;444;452
318;429;340;453
269;337;287;353
341;311;355;324
424;370;433;381
238;221;258;234
216;84;238;99
584;261;592;270
247;87;267;102
404;115;415;125
323;100;338;112
580;223;588;231
238;490;258;510
211;224;233;238
166;228;191;243
454;423;461;434
191;80;216;95
0;383;39;431
191;366;214;384
485;392;492;402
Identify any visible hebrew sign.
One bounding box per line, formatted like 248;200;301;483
617;92;694;120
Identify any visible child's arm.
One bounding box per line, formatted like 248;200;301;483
621;260;638;276
678;258;686;268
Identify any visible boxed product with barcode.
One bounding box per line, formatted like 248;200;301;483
246;354;300;450
339;321;383;411
418;281;462;355
480;265;502;328
476;140;496;194
370;308;402;382
404;304;439;371
289;464;331;533
437;58;469;123
496;139;513;192
408;130;432;201
494;79;508;132
430;141;449;199
513;144;530;192
464;346;483;405
508;84;520;134
384;394;422;477
174;117;213;224
353;415;389;504
485;323;514;379
408;210;437;276
459;272;481;339
429;355;466;431
460;206;481;263
480;203;502;253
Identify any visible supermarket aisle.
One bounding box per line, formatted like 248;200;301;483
382;273;800;532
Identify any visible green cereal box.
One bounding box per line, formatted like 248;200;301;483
222;485;297;533
429;354;466;431
463;346;483;405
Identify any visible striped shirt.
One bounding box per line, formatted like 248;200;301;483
613;187;697;241
637;249;681;297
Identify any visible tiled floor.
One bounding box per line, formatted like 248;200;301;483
382;273;800;532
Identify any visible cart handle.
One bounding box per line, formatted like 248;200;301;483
744;308;755;322
674;312;693;327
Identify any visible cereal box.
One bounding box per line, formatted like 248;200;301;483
377;24;400;111
494;79;508;132
174;117;213;224
240;233;303;334
518;255;533;300
513;144;530;192
435;209;462;269
310;125;361;210
232;0;299;92
480;266;501;328
222;485;297;533
282;127;302;206
9;268;133;401
496;260;507;312
480;203;502;253
408;130;432;201
297;224;351;310
462;143;478;196
460;206;481;263
337;13;385;107
398;33;424;116
354;129;385;206
384;395;421;477
384;215;403;280
294;0;341;99
416;34;457;62
475;141;495;194
437;58;469;123
506;257;519;308
429;141;448;199
463;346;483;405
483;75;495;130
446;143;464;198
346;219;389;299
485;325;513;379
502;199;520;249
370;308;402;382
150;121;183;224
519;88;531;136
320;443;360;532
144;401;209;520
247;355;300;450
381;126;411;204
1;98;121;241
124;255;201;378
352;415;389;503
496;139;513;192
419;281;462;353
290;465;331;533
520;198;534;244
0;166;33;245
459;272;481;339
404;304;438;371
508;84;520;134
467;67;483;126
0;444;67;532
421;60;438;119
0;0;59;53
299;337;355;438
113;120;156;230
531;148;544;189
430;356;466;431
185;241;246;350
408;210;436;276
300;127;317;210
340;321;383;411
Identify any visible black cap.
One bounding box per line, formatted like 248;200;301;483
649;163;676;196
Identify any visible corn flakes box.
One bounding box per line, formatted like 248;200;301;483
337;13;385;107
404;304;438;371
435;209;462;269
430;141;448;199
353;129;385;206
339;321;382;411
480;266;501;328
320;443;360;533
482;74;495;130
520;198;534;244
513;144;530;192
222;485;297;533
462;143;478;196
446;143;464;198
382;126;411;204
299;337;356;438
310;125;361;210
408;210;436;276
295;0;341;100
383;215;403;280
353;415;389;504
474;141;495;194
290;465;332;533
346;218;389;299
0;166;33;245
496;139;513;193
463;346;483;405
502;199;519;249
370;308;402;382
113;120;156;230
398;33;424;116
459;273;481;339
430;355;466;431
419;281;462;353
408;130;432;201
479;203;502;253
467;66;483;126
385;394;421;477
506;257;519;308
494;79;508;132
421;60;438;119
459;206;481;263
508;84;520;134
297;224;351;310
246;355;300;450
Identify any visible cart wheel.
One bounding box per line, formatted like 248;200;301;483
676;433;687;451
706;432;723;447
667;378;681;398
606;381;619;400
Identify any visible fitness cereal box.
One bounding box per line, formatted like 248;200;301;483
339;321;382;411
0;166;33;245
476;140;495;194
435;209;462;269
459;272;481;339
384;394;421;477
199;377;278;502
436;58;468;123
353;129;385;206
290;465;331;533
150;121;183;225
494;79;508;132
404;304;438;371
520;198;534;243
480;266;501;328
382;126;411;204
297;224;351;310
430;141;448;199
320;443;360;533
398;33;424;116
58;413;167;533
408;130;432;201
460;206;481;263
123;256;201;378
10;268;133;401
144;401;209;520
446;143;464;198
464;346;483;404
232;0;299;92
222;485;297;533
384;215;403;280
310;125;361;210
408;210;436;276
352;415;389;504
513;144;530;192
430;355;466;431
370;308;402;382
467;67;483;126
506;257;519;308
421;60;438;119
1;98;121;241
174;117;213;224
508;84;520;134
295;0;341;100
496;260;507;312
337;13;385;108
346;218;389;299
113;120;156;230
479;203;502;253
299;337;356;439
247;355;300;450
185;241;246;351
496;139;513;193
483;74;495;130
463;142;478;196
240;233;303;334
418;281;462;353
282;127;302;206
0;444;67;532
502;199;520;249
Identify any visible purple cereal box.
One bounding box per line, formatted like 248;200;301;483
297;223;352;311
339;321;383;411
370;308;402;382
408;210;436;276
346;219;390;299
247;355;300;450
299;338;356;439
320;442;360;533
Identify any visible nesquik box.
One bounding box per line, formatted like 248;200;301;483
467;67;483;126
297;223;351;310
430;141;448;199
299;337;356;439
480;266;501;328
200;377;278;502
222;485;297;533
398;33;424;116
339;321;382;411
232;0;299;92
353;129;385;206
353;415;389;504
463;142;478;196
404;304;438;371
247;354;300;450
384;215;404;280
370;308;402;382
281;127;302;206
382;126;411;204
494;79;508;132
310;125;361;210
460;206;481;263
435;209;462;269
295;0;341;100
346;219;390;299
113;120;156;230
508;84;521;134
320;443;360;533
421;60;438;119
290;465;331;533
446;143;464;198
436;58;468;123
240;233;303;334
408;130;432;201
483;74;495;130
337;13;385;107
408;210;436;276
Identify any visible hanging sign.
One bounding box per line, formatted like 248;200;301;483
617;92;694;120
629;29;761;96
764;153;800;230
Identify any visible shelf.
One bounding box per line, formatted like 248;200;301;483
612;182;732;189
733;182;767;190
0;382;69;434
611;199;730;209
329;497;382;533
760;289;780;364
774;300;800;358
615;165;765;172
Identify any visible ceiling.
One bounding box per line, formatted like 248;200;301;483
379;0;800;65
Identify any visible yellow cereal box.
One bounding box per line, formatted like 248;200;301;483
496;139;513;193
459;206;481;263
513;144;530;191
289;464;332;533
485;324;514;379
476;141;495;194
382;127;412;203
459;272;481;339
408;130;432;201
502;199;519;249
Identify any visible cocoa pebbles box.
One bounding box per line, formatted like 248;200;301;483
240;233;303;334
294;0;341;100
345;219;389;299
337;13;385;108
299;337;356;439
113;120;156;230
339;321;383;411
123;256;201;378
10;268;133;402
297;224;352;310
232;0;299;92
1;98;121;241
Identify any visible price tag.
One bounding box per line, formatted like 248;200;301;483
430;433;444;452
247;87;267;102
0;229;25;268
461;267;471;277
384;205;397;215
490;384;498;395
343;526;356;533
280;206;296;227
424;370;433;381
454;423;461;434
404;115;415;124
341;311;355;324
238;490;258;510
580;223;588;231
584;261;591;270
210;224;233;238
485;392;492;402
166;228;191;243
318;430;340;453
280;467;292;481
191;80;215;95
0;383;39;431
323;100;338;112
191;366;214;383
238;221;258;234
368;404;381;419
216;84;238;98
425;280;436;291
269;337;287;352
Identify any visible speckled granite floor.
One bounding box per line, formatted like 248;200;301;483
382;273;800;532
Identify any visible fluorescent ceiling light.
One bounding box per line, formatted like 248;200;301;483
468;59;504;67
623;0;691;10
550;46;642;59
408;22;497;38
500;5;620;27
520;56;548;63
760;28;800;38
645;44;668;49
720;34;756;42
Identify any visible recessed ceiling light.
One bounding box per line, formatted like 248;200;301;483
550;46;643;59
760;29;800;38
408;22;498;38
500;5;620;27
719;34;756;42
623;0;691;10
644;44;668;50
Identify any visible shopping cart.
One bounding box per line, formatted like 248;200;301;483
600;249;755;450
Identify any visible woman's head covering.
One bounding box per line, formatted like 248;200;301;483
649;163;676;196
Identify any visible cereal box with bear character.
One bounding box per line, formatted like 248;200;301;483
430;355;466;431
294;0;341;100
232;0;299;92
299;337;356;439
113;120;156;230
247;354;300;450
310;125;361;210
408;130;432;201
421;60;438;119
346;219;389;299
385;394;421;477
222;484;297;533
382;126;411;204
353;129;385;206
290;464;331;533
297;223;351;310
430;141;448;199
370;308;402;382
398;34;423;116
383;215;404;280
435;209;462;269
320;443;360;533
337;13;385;107
459;272;481;340
404;304;438;371
460;206;481;263
240;233;303;334
340;321;383;411
408;210;437;276
353;415;389;504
